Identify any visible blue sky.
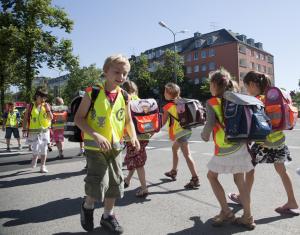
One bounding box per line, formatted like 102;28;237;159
40;0;300;91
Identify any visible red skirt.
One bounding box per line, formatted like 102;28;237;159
124;140;149;170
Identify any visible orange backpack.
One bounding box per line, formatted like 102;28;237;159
265;87;298;130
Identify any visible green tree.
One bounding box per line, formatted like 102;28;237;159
129;54;154;98
63;64;102;104
152;49;184;99
1;0;78;103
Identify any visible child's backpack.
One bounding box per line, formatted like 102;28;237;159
64;88;100;142
130;98;161;134
223;91;271;141
172;98;206;128
51;105;68;129
265;87;298;130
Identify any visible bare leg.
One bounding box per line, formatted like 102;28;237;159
136;167;147;190
274;163;298;209
207;170;231;213
234;173;251;217
171;141;180;171
180;142;198;177
125;169;135;185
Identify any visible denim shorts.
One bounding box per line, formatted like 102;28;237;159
5;127;20;139
176;132;192;143
84;149;124;201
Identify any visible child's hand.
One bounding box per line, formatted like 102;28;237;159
131;137;140;151
93;133;111;151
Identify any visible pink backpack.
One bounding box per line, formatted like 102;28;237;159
265;87;298;130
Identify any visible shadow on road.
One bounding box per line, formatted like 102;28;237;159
0;170;85;188
0;170;32;179
167;216;252;235
0;197;82;226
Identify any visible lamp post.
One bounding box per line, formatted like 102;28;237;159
158;21;188;84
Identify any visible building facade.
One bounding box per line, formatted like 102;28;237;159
141;28;274;92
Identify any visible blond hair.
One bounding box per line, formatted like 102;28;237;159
165;82;180;99
103;54;130;73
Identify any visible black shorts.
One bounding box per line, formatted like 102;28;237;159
5;127;20;139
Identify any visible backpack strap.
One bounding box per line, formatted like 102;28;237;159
89;86;101;112
120;89;129;105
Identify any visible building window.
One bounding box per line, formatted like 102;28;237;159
209;49;215;57
263;65;267;73
186;54;192;62
194;51;198;61
255;51;259;59
251;62;255;69
260;54;265;60
194;77;200;85
240;72;246;80
239;45;246;54
239;59;248;68
194;65;199;73
187;66;192;74
209;62;215;70
201;64;207;72
201;50;206;59
201;76;207;82
251;50;254;57
267;56;273;64
258;64;261;72
267;67;273;74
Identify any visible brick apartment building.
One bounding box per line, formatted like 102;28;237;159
140;28;274;92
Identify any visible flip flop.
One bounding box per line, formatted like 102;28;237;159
275;207;300;216
228;193;242;204
136;188;148;198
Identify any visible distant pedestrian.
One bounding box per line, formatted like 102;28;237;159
162;82;200;189
51;97;68;159
23;86;53;173
123;80;152;197
2;102;21;151
227;71;299;216
201;68;255;229
75;54;140;233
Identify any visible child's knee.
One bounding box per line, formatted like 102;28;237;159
207;171;217;181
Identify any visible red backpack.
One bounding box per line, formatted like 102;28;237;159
130;99;161;134
265;87;298;130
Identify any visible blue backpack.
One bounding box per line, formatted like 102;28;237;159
223;91;271;141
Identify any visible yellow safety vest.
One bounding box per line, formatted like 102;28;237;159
29;103;52;133
6;109;19;127
207;97;242;156
84;85;127;151
164;102;192;141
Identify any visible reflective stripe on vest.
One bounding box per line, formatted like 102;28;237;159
165;102;192;141
208;97;241;156
264;130;285;147
6;110;18;127
83;85;126;151
29;104;51;133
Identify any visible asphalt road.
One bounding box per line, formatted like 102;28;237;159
1;124;300;235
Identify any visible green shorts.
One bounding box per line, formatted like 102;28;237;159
84;149;124;202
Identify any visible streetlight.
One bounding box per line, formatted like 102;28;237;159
158;21;188;84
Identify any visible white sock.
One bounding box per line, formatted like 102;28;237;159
103;208;113;218
83;201;94;210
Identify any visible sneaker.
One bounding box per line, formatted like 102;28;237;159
40;165;48;173
6;147;11;152
31;157;38;168
48;145;52;152
100;214;124;234
18;145;22;150
80;202;94;232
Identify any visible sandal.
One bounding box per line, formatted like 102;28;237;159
136;188;148;198
234;215;256;230
228;192;242;204
184;176;200;189
212;210;235;227
164;169;178;181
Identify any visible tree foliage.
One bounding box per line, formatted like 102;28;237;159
63;64;102;104
0;0;78;104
